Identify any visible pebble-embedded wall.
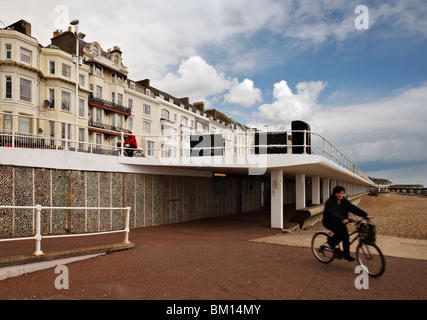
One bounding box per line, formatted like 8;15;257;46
0;165;263;238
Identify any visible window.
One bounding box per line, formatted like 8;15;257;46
5;44;12;60
147;140;155;157
92;45;99;56
161;124;177;138
112;92;115;104
4;113;13;131
79;99;85;117
128;117;133;131
61;91;71;111
161;144;176;158
129;82;135;90
5;76;12;99
79;74;85;87
79;128;85;150
117;93;123;106
143;104;151;116
112;74;115;83
20;48;32;65
49;121;55;146
96;86;102;99
48;88;55;109
62;63;71;78
146;89;151;96
161;109;170;121
19;116;31;134
181;116;188;127
19;78;32;102
117;76;123;85
143;121;151;134
61;122;71;148
95;108;102;123
128;99;133;109
114;55;119;65
117;114;122;129
49;61;56;75
95;66;102;77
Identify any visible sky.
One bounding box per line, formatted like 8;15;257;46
2;0;427;185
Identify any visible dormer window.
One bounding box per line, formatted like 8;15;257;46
114;55;119;65
92;45;99;56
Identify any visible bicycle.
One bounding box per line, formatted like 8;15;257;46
311;218;385;278
114;143;145;157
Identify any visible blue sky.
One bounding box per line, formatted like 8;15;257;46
2;0;427;184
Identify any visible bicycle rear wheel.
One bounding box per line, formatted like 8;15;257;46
311;232;335;264
356;241;385;278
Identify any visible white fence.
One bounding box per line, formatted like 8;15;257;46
0;205;131;256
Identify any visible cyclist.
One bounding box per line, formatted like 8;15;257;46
123;132;137;157
322;186;370;262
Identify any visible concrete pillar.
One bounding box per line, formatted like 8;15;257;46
322;178;330;203
331;180;337;191
296;174;306;210
271;170;283;229
312;176;320;205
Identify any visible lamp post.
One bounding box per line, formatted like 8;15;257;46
70;19;79;152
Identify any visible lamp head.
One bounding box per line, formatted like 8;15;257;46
70;19;79;26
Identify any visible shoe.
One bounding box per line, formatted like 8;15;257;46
334;248;343;260
345;256;356;262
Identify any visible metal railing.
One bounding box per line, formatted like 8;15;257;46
0;112;372;183
0;205;131;256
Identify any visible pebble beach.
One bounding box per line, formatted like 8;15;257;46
308;192;427;240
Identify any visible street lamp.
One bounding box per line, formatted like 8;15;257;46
70;19;80;152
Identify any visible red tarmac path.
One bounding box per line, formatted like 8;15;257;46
0;209;426;300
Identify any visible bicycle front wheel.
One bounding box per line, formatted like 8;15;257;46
311;232;335;264
356;241;385;278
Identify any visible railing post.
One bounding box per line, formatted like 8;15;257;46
303;130;307;154
33;205;45;256
120;132;125;157
123;206;131;244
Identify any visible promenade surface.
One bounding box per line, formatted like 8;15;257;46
0;205;426;301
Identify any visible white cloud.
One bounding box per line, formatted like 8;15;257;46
224;79;263;107
153;56;263;108
254;80;327;129
251;81;427;183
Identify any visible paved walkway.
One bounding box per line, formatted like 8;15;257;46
253;231;427;261
0;210;426;300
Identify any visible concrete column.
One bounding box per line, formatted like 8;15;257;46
296;174;306;210
271;170;283;229
331;180;337;191
312;176;320;205
322;178;330;203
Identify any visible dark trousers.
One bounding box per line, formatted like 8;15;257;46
325;223;351;258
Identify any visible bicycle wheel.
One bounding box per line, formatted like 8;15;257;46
356;241;385;278
311;232;336;264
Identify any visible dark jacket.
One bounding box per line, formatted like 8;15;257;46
323;197;367;227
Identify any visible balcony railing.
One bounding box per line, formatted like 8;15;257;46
88;95;132;115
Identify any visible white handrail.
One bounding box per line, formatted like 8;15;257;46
0;205;132;256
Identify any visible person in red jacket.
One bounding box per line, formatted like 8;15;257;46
123;132;137;157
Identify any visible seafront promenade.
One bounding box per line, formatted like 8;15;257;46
0;192;426;300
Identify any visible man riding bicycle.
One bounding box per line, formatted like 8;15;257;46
323;186;371;262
